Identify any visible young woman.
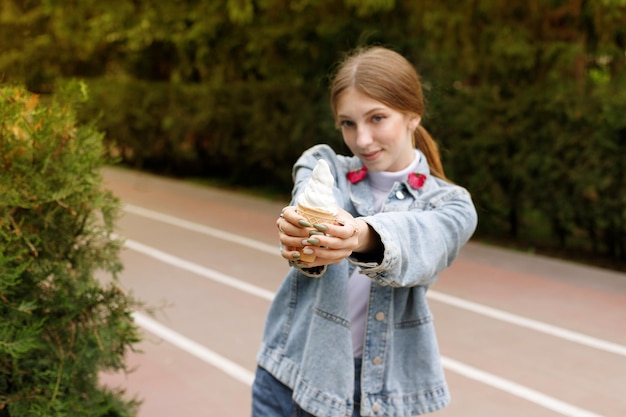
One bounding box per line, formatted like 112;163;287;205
252;46;478;417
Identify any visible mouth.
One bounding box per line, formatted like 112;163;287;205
361;150;382;161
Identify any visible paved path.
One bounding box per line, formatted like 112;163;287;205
99;166;626;417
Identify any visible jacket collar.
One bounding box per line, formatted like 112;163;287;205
348;150;432;216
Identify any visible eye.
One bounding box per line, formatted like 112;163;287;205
372;115;385;123
340;120;354;128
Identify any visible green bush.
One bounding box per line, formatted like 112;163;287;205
79;77;341;192
0;82;140;416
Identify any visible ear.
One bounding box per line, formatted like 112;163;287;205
408;115;421;131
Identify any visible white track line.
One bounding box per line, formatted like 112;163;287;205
132;312;254;386
124;204;279;256
427;291;626;357
123;239;275;301
122;204;626;358
124;238;605;417
441;357;603;417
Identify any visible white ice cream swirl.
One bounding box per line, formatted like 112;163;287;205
297;159;338;215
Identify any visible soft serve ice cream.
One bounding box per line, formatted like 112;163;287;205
297;159;338;215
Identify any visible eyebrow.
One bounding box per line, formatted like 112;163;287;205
337;107;389;119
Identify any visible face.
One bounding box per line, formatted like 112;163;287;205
336;88;420;172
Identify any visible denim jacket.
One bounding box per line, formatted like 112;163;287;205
256;144;478;417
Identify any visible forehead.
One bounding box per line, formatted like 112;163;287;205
336;88;392;116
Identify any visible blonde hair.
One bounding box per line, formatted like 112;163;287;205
330;46;447;180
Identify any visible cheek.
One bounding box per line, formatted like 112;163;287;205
343;140;359;157
342;130;356;147
389;122;412;140
376;125;401;144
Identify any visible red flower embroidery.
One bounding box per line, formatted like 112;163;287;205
407;172;427;189
346;165;368;184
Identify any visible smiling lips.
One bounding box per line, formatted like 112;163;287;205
361;149;382;161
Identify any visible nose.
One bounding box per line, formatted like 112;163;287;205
355;126;373;148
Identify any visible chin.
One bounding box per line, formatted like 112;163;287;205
365;160;390;172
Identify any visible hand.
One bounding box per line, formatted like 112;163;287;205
275;206;364;268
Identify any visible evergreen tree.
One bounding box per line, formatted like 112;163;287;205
0;82;140;416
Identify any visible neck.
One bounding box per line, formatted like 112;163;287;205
368;151;420;192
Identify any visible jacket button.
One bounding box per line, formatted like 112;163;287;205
372;356;382;365
372;403;381;413
395;190;405;199
375;312;385;321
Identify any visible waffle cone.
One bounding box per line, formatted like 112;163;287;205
297;205;336;225
296;205;336;262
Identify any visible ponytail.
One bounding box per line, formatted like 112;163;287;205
414;125;448;181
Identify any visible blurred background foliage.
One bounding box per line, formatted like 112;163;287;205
1;0;624;269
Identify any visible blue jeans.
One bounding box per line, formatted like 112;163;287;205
251;359;362;417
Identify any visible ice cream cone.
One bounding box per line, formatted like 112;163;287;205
296;205;336;262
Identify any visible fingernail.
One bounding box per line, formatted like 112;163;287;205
336;219;346;226
313;224;328;231
307;238;320;245
309;230;323;236
292;253;301;259
298;220;312;227
303;248;314;255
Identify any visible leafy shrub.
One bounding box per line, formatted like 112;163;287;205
0;82;140;416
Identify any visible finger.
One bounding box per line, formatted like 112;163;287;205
279;206;314;237
280;245;302;261
290;209;317;229
281;206;303;225
320;222;358;240
336;218;360;237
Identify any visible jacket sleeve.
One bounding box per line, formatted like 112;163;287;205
349;184;478;287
